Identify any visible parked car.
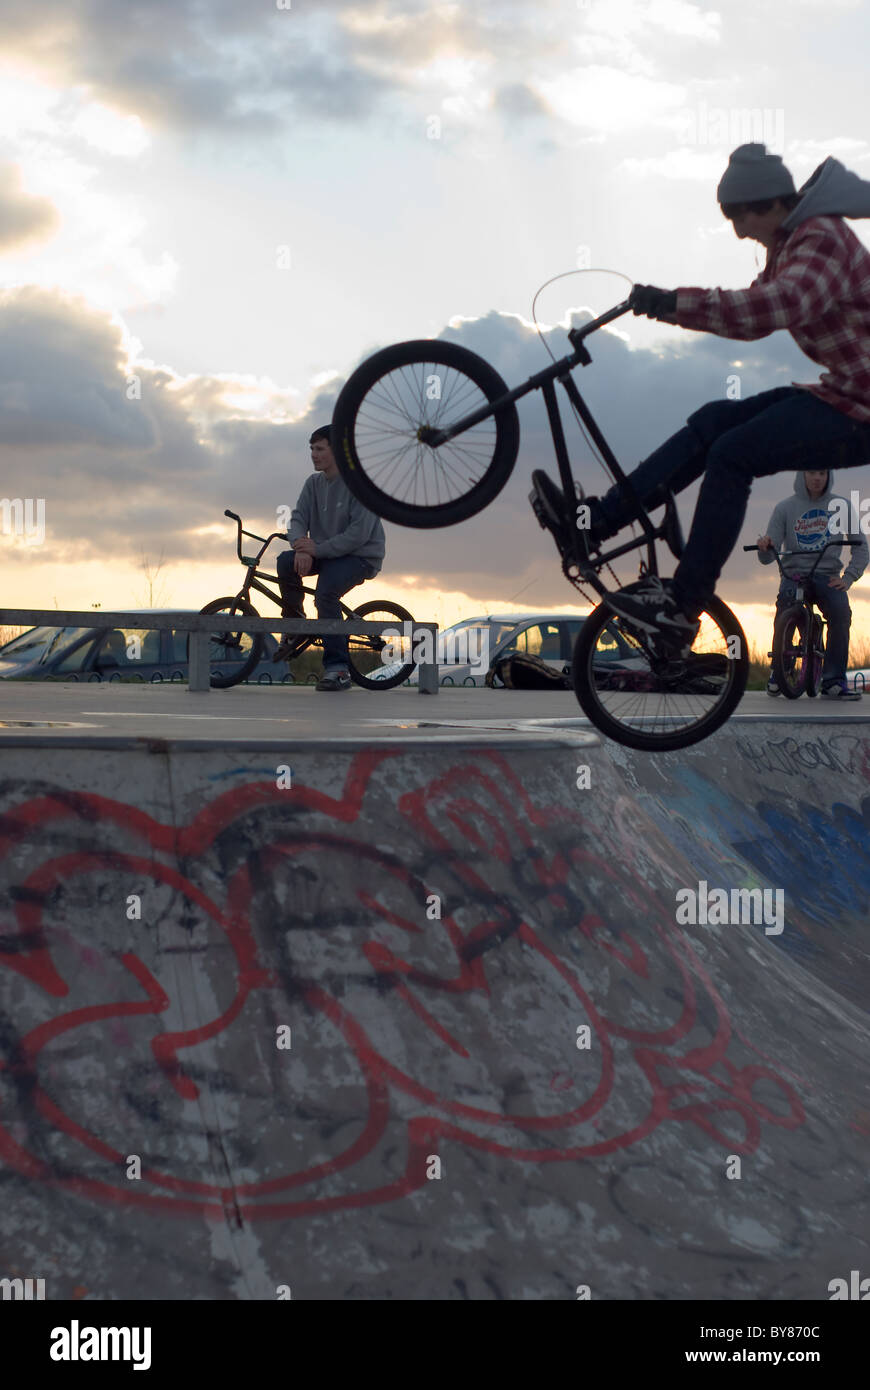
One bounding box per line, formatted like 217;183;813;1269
0;612;286;684
371;611;642;687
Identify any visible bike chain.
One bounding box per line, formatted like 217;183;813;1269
562;553;634;605
563;554;677;674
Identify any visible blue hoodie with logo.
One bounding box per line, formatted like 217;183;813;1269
757;470;868;586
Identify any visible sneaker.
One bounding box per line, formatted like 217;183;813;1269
529;471;602;564
273;609;306;662
528;471;572;552
766;677;781;697
315;670;352;691
273;636;306;662
821;681;862;700
604;576;700;653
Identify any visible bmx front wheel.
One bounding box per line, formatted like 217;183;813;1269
332;340;520;528
199;596;265;688
572;586;748;751
347;601;417;689
772;605;812;699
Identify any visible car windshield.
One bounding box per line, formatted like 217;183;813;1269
489;622;520;648
0;626;58;659
46;628;96;662
440;619;517;650
435;619;518;666
0;626;94;662
0;626;96;665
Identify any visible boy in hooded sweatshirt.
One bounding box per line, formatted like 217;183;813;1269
758;469;868;698
274;425;385;691
541;144;870;654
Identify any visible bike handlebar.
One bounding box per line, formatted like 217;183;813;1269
569;299;633;346
224;509;288;566
743;536;863;579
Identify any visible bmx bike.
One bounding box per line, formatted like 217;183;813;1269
744;538;861;698
330;299;747;751
200;509;417;690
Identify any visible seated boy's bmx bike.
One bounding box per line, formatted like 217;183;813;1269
200;510;416;689
330;298;746;751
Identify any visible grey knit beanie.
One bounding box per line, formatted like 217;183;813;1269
717;143;796;204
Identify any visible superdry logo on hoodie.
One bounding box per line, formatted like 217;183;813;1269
793;507;830;548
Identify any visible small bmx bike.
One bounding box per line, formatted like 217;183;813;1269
200;510;417;690
743;538;861;698
331;299;746;750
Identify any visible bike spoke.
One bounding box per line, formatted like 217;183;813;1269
351;361;499;506
581;608;739;743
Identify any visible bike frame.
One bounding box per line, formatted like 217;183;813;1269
420;300;678;593
222;510;356;619
744;537;861;672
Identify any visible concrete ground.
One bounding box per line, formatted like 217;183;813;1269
0;679;867;743
0;681;868;1301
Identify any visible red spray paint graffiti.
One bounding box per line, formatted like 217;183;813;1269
0;749;805;1219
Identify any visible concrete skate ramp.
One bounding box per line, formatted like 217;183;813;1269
1;719;868;1300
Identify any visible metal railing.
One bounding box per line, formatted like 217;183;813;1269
0;609;440;694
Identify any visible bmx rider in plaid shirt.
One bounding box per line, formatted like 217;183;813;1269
567;143;870;653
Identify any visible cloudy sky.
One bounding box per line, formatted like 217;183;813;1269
2;0;870;650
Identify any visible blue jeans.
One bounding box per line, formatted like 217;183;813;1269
277;550;375;672
774;576;852;685
598;386;870;615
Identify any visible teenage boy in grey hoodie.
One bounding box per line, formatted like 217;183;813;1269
540;144;870;654
275;425;385;691
758;469;867;698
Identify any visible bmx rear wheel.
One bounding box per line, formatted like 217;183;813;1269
572;584;748;751
772;605;812;698
347;601;417;689
199;597;265;689
332;340;520;528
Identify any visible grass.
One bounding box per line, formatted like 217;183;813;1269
745;635;870;690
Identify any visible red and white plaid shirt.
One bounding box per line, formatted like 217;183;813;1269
674;216;870;423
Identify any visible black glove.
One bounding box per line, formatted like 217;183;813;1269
630;284;678;319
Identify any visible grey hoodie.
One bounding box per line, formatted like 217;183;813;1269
289;471;385;572
781;156;870;233
757;470;869;587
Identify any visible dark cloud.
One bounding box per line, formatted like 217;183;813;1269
0;0;587;139
0;287;156;449
5;282;868;616
493;84;550;120
0;0;402;134
0;164;58;250
0;286;323;566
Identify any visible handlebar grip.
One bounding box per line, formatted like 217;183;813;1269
225;509;240;520
743;544;759;551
